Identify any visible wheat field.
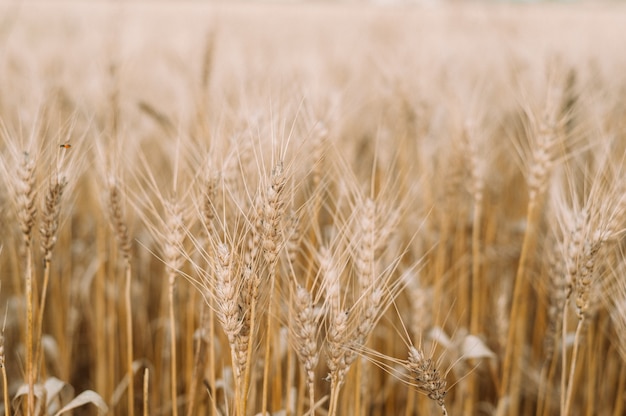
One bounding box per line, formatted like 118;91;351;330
2;2;626;415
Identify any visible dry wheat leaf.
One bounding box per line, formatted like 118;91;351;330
461;334;496;360
52;390;108;416
43;377;74;413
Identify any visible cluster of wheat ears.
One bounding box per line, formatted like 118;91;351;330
1;2;626;416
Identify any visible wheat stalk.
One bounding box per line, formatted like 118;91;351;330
501;83;564;411
187;172;219;416
1;299;10;416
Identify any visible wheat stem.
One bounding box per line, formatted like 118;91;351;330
143;367;149;416
562;316;585;415
1;310;10;416
125;259;135;416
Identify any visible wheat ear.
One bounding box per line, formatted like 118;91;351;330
292;284;320;414
261;161;287;415
213;241;247;414
187;173;219;416
501;91;562;409
321;246;349;416
35;171;67;405
108;176;134;416
562;208;608;415
327;308;349;416
407;346;448;416
15;151;37;415
164;200;185;416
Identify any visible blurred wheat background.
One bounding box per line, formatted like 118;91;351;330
1;1;626;415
